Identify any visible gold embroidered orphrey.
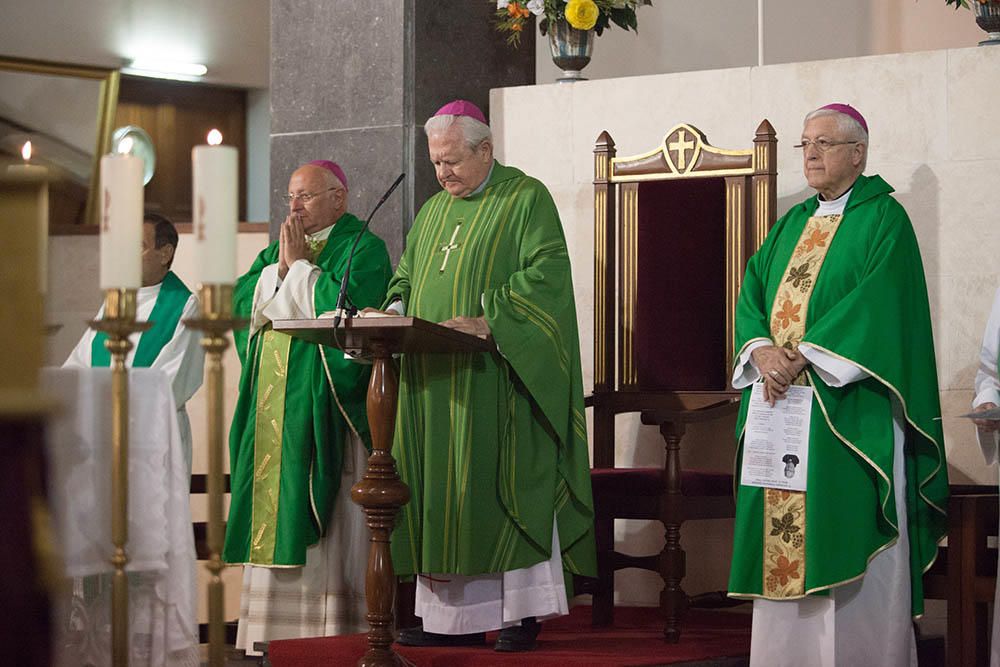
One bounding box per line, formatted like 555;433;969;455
439;219;463;272
762;213;844;598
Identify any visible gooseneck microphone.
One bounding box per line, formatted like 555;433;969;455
332;172;406;329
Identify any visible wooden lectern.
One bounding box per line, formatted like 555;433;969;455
275;315;493;667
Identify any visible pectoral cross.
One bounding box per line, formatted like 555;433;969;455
438;221;463;273
668;129;695;171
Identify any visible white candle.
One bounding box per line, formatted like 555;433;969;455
99;153;144;289
6;142;49;293
192;129;238;284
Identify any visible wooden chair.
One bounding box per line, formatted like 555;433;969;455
582;122;778;642
922;484;998;667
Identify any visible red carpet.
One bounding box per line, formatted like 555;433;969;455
268;605;751;667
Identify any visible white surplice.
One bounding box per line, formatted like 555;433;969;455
973;285;1000;667
235;433;369;655
414;518;569;634
235;222;370;654
733;188;916;667
44;368;199;667
63;281;204;469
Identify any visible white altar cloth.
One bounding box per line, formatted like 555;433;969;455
43;367;198;667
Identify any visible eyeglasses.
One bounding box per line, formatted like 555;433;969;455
793;139;859;154
283;187;339;204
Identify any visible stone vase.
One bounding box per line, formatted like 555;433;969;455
973;1;1000;45
548;19;595;82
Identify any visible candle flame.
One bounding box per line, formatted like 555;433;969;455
21;141;31;161
207;129;223;146
118;136;134;154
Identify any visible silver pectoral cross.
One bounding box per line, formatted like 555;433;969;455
438;221;463;273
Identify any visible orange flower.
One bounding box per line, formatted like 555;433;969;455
511;22;523;31
507;2;530;18
769;555;801;586
774;299;801;329
800;227;829;253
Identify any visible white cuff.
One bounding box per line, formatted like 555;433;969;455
973;386;1000;409
731;339;771;389
798;344;869;387
386;300;405;316
250;264;281;337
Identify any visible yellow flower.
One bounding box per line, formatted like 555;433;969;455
565;0;600;30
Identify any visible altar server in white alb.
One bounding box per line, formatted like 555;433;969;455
64;212;204;465
972;285;1000;667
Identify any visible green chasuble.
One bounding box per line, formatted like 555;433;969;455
91;271;192;367
386;161;597;578
728;174;948;615
224;212;392;567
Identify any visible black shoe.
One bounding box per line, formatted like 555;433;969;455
494;617;541;652
396;625;486;647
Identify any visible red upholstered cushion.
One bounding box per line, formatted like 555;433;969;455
590;467;733;497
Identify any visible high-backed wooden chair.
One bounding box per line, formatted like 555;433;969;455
583;121;778;642
922;484;998;667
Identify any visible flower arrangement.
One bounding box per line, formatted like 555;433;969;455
494;0;653;47
945;0;997;7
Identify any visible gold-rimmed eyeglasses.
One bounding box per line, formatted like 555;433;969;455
793;139;859;154
283;187;340;204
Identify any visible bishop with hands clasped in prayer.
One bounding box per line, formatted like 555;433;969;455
224;160;393;654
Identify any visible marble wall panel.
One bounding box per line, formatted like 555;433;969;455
947;46;1000;161
491;84;575;188
750;50;949;181
941;388;996;485
270;126;407;262
933;160;1000;279
566;68;755;188
270;0;405;135
931;273;999;391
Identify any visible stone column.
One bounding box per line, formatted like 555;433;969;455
270;1;535;260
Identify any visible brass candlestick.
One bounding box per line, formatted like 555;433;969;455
88;288;151;667
184;284;243;667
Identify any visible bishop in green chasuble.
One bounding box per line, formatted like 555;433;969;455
224;165;392;569
728;109;947;629
387;118;596;594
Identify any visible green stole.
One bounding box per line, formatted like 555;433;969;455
91;271;192;367
247;239;326;563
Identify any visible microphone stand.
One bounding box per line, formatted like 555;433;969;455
332;172;405;331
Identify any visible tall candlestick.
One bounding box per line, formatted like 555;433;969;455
6;141;49;293
99;153;144;289
192;130;238;284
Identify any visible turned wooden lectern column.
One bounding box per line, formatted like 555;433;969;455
275;316;493;667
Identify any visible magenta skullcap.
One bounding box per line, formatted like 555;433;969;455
306;160;348;190
818;103;868;134
433;99;487;125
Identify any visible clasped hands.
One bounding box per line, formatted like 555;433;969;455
752;345;808;407
278;215;309;280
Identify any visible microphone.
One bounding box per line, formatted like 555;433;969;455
332;172;405;329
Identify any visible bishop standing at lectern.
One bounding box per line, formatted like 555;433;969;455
386;100;596;653
224;160;392;654
728;103;948;667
